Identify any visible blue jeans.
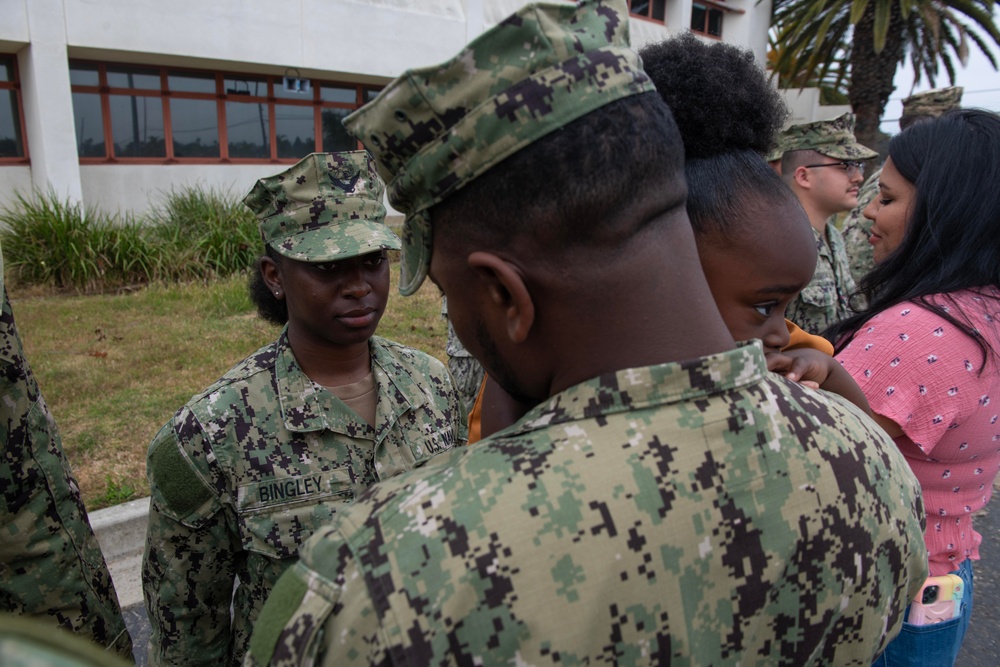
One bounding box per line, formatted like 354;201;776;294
872;559;974;667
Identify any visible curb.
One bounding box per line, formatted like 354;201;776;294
90;496;150;610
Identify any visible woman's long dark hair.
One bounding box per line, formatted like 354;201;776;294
827;109;1000;365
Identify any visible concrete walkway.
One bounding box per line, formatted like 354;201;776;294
91;496;150;666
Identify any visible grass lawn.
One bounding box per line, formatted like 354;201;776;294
9;261;447;511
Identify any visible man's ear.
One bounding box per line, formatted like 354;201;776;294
467;251;535;344
793;165;812;189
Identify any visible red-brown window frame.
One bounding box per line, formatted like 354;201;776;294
690;0;739;39
0;53;30;165
628;0;667;23
69;60;382;165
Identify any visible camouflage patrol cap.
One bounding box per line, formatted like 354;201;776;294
767;112;878;162
901;86;963;119
242;151;400;263
343;0;655;295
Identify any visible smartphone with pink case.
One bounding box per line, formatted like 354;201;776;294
907;574;965;626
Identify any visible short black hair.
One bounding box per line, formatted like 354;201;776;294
429;92;687;256
779;149;823;184
247;246;287;326
639;32;797;244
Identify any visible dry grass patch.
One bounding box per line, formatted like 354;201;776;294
10;264;447;510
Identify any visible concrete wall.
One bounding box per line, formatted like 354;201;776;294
0;3;29;48
80;165;268;217
60;0;467;81
0;166;32;211
780;87;852;126
1;0;775;217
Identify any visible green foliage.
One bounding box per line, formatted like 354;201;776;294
0;186;262;292
770;0;1000;93
146;185;261;280
767;38;851;100
769;0;1000;148
98;475;137;508
0;190;161;291
10;266;446;511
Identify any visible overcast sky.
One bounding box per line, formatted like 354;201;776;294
881;17;1000;134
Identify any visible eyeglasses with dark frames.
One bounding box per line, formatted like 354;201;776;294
803;160;866;177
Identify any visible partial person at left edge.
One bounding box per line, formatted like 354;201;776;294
0;241;134;659
142;150;467;667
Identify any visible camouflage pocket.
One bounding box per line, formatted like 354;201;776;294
237;469;354;558
797;278;836;309
698;414;771;493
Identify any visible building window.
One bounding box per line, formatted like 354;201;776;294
691;3;724;37
629;0;666;22
0;54;28;162
68;60;382;164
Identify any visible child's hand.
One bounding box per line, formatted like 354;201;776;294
766;348;835;387
767;348;873;416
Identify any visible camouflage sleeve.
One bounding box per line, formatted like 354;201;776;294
842;169;879;285
842;210;876;285
446;356;485;417
784;293;827;336
143;415;235;667
244;533;386;667
448;369;470;447
1;288;133;657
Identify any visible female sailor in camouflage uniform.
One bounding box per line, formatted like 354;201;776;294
142;151;466;667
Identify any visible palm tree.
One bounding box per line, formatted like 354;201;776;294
770;0;1000;148
767;37;851;105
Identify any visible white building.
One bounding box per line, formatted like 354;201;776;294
0;0;773;216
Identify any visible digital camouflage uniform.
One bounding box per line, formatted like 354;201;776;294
247;344;928;666
246;2;929;665
842;169;881;284
785;219;858;335
0;613;132;667
771;113;877;334
842;87;963;285
142;152;467;667
441;297;485;415
0;244;132;658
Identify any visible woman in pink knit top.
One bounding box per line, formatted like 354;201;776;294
826;110;1000;666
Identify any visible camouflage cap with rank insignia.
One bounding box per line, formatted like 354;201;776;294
343;0;655;295
767;112;878;162
242;150;400;263
901;86;963;119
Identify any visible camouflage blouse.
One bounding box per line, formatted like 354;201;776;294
142;329;466;667
1;247;132;658
247;342;928;667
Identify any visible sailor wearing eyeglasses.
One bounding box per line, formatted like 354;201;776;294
768;113;879;335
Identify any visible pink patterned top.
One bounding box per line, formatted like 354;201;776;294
837;289;1000;576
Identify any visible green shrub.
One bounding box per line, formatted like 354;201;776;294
1;186;263;291
147;185;261;279
0;190;159;291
